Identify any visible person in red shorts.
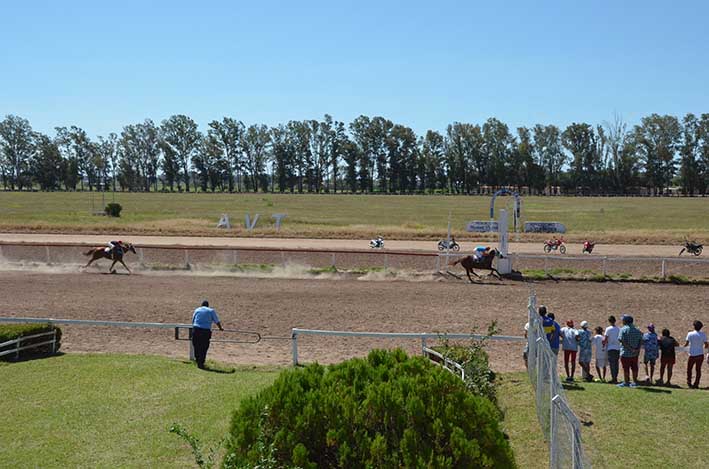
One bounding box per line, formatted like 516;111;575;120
561;320;580;382
617;314;642;388
658;328;679;386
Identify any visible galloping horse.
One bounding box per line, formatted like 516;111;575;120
449;249;502;282
83;243;137;274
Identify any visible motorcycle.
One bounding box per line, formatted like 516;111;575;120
679;239;703;256
370;236;384;249
438;239;460;251
582;240;595;254
543;237;566;254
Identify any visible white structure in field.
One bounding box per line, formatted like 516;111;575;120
497;209;512;275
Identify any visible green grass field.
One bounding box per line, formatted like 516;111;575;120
1;192;708;243
0;354;278;468
498;373;709;468
3;355;708;468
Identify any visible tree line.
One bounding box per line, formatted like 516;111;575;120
1;112;708;195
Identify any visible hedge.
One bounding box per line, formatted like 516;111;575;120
224;349;515;468
0;323;62;359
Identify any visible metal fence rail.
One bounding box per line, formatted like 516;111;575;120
0;329;57;359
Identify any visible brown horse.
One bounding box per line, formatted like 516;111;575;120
83;243;137;274
449;249;502;282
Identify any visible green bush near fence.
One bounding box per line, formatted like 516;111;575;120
224;349;515;468
0;323;61;359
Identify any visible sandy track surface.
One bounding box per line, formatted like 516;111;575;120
2;271;707;378
0;232;694;258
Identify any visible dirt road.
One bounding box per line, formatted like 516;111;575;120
2;271;706;376
0;233;690;257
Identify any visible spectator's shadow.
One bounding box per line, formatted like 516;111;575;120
561;382;586;391
200;365;236;374
638;386;672;394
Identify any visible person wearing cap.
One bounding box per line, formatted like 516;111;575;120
684;320;708;389
561;320;580;382
603;315;621;384
617;314;643;387
578;321;593;382
642;323;659;384
191;300;224;369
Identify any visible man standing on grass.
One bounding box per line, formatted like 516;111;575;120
561;320;579;382
604;315;621;384
191;300;224;370
684;320;708;389
617;314;642;388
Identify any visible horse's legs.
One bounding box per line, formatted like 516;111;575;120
118;259;131;274
84;253;97;268
109;259;118;273
465;268;474;283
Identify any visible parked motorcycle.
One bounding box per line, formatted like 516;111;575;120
582;240;595;254
437;238;460;251
679;239;703;256
543;237;566;254
370;236;384;249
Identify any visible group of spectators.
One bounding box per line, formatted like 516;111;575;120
525;306;709;389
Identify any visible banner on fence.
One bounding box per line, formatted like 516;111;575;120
466;221;499;232
524;221;566;233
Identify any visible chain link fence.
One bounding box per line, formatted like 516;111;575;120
526;292;588;469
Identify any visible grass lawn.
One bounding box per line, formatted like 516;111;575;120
498;373;709;468
1;192;708;243
0;354;277;468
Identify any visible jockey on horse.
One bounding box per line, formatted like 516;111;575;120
473;245;492;261
83;240;136;274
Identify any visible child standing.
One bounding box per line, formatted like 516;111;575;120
658;328;679;386
642;324;659;384
578;321;593;382
593;326;607;382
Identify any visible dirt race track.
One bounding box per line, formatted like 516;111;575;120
2;270;708;378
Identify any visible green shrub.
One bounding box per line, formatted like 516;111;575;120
0;323;62;360
224;349;515;469
105;202;123;217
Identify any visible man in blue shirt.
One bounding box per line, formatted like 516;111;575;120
191;300;224;369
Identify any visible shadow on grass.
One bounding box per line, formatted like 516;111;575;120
561;382;586;391
1;351;65;364
638;386;672;394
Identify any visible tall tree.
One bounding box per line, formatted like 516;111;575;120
55;126;93;191
208;118;244;192
533;124;565;191
241;124;271;192
634;114;681;194
97;133;118;192
482;118;514;188
160;115;201;192
420;130;446;192
679;113;701;195
562;123;599;192
31;133;64;190
0;115;34;190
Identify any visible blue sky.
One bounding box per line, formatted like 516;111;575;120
1;0;707;138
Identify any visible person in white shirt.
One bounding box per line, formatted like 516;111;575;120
603;315;621;384
561;320;580;382
593;326;607;382
684;320;708;389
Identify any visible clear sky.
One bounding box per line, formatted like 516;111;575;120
1;0;707;138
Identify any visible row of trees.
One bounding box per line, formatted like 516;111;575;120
1;112;709;195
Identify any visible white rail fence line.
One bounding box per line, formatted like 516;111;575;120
289;328;524;366
0;329;58;359
421;346;466;380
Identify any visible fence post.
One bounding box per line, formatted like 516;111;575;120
550;397;558;469
184;250;190;269
281;251;286;266
16;335;21;359
384;254;389;270
291;331;299;366
661;259;667;279
544;256;548;274
435;255;441;273
51;329;56;354
331;253;336;267
138;248;145;266
602;256;607;277
421;336;427;355
233;249;238;265
45;246;51;264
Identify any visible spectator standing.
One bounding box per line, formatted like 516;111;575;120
191;300;224;370
593;326;607;382
617;314;642;388
578;321;593;382
561;320;579;382
604;315;621;384
684;320;708;389
642;324;659;384
658;328;679;386
548;312;561;356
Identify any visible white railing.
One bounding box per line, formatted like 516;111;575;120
0;329;57;359
289;327;524;366
422;346;466;380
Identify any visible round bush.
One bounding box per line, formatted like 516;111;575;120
224;349;515;468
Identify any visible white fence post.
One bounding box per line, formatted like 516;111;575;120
51;329;56;354
291;330;299;366
602;256;607;277
184;250;190;269
232;249;238;265
421;336;427;355
45;246;51;264
138;248;145;265
661;259;667;279
331;253;336;267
